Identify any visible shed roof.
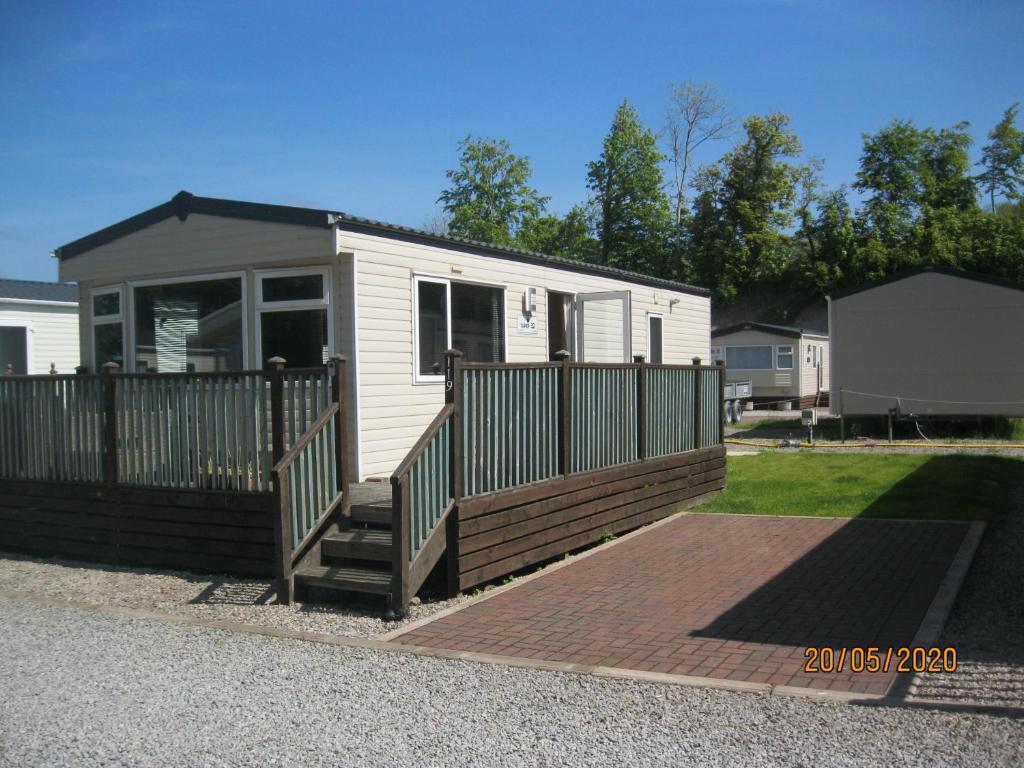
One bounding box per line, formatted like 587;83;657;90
54;191;711;297
0;278;77;304
829;265;1024;301
711;321;827;339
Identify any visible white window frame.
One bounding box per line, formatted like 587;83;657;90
128;271;248;372
255;267;333;368
725;345;774;371
412;274;508;385
0;319;34;374
776;344;794;370
646;313;664;364
90;285;124;371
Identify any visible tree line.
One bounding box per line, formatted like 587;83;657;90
432;84;1024;305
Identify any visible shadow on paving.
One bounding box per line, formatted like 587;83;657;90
693;455;1024;708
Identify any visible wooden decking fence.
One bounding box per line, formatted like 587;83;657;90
387;350;726;611
0;364;331;492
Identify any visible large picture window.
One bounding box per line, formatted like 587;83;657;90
725;345;773;370
91;287;124;369
133;277;243;372
414;277;505;381
256;268;330;368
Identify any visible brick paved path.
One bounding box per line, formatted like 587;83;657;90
394;514;968;695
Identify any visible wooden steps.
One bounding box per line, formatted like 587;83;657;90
294;564;391;594
293;482;396;605
322;529;392;560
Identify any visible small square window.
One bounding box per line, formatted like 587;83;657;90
93;292;120;317
261;274;324;303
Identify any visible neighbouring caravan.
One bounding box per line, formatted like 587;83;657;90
0;279;79;375
710;321;828;410
829;266;1024;417
56;191;712;480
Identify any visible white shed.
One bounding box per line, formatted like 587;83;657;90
710;321;829;410
55;191;712;480
0;279;80;375
829;266;1024;417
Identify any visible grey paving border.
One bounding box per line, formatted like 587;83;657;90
890;521;987;702
0;588;885;705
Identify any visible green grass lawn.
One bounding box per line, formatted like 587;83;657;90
700;452;1023;522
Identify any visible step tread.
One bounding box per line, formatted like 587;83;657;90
294;564;391;594
324;529;392;545
350;505;392;526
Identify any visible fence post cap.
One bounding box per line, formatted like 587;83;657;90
49;363;58;375
691;356;702;366
553;349;571;361
267;356;287;370
329;353;348;364
100;361;121;373
633;354;645;364
445;348;464;358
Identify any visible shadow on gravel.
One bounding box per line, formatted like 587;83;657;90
189;580;276;606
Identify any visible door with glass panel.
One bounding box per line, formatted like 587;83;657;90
575;291;631;363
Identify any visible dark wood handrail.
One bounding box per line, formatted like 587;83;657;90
390;403;455;480
272;402;340;475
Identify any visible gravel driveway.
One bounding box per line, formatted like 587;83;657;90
1;597;1021;768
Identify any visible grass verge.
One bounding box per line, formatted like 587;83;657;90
700;452;1023;522
731;416;1024;442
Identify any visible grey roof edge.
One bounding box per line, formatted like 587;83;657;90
54;191;711;298
828;265;1024;301
0;278;78;304
711;321;828;339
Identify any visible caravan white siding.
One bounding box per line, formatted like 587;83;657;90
340;228;710;479
830;270;1024;416
0;301;80;375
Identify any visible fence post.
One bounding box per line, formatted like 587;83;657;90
329;354;349;514
100;362;120;486
444;348;463;599
692;357;702;451
633;354;647;461
717;359;726;446
267;356;292;604
555;350;571;476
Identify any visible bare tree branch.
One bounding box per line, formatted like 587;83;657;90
664;81;736;226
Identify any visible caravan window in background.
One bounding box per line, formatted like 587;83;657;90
776;345;793;369
725;345;773;370
133;277;243;372
709;346;723;364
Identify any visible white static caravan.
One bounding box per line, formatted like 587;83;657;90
829;266;1024;418
710;321;829;410
56;191;711;480
0;279;79;375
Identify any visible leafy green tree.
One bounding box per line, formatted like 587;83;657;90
920;122;976;212
439;135;549;245
853;119;927;248
587;101;673;274
516;205;599;261
977;103;1024;213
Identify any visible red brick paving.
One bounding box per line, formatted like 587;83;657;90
393;514;968;695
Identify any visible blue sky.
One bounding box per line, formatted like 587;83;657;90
1;0;1021;282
